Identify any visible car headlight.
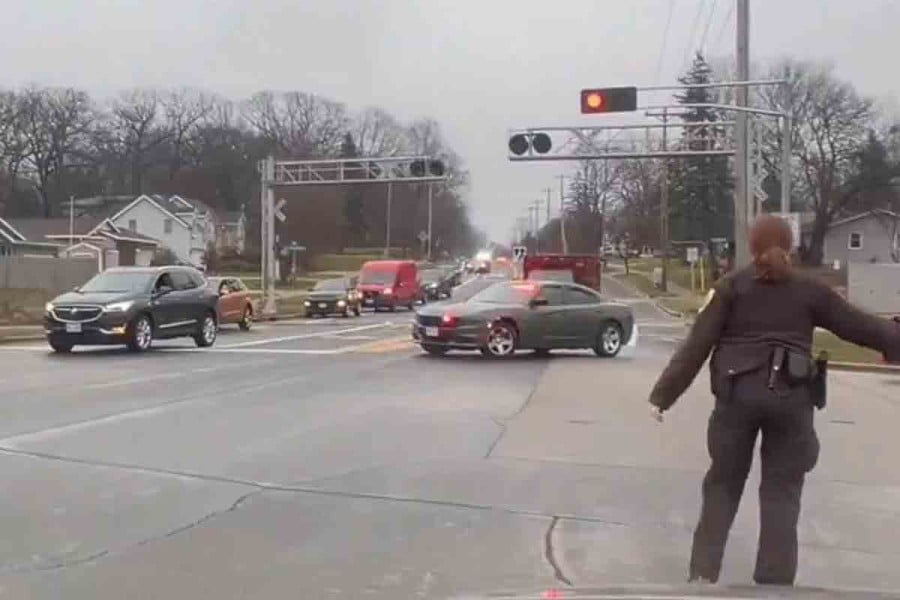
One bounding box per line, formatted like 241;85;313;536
383;287;393;295
337;300;347;307
304;300;311;307
45;302;54;313
429;283;438;289
103;300;134;313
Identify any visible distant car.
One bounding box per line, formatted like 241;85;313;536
207;276;254;330
412;280;634;358
523;254;602;291
357;260;419;311
44;266;219;353
305;277;361;318
419;269;454;301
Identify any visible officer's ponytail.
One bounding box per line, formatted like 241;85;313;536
750;215;793;283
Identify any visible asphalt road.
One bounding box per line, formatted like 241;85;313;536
0;281;897;598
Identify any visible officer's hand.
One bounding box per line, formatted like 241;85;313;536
649;404;664;423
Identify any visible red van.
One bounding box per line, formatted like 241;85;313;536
357;260;420;311
523;254;603;292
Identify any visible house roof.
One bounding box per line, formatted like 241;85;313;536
6;216;105;241
72;194;210;226
828;208;900;228
107;195;191;229
0;217;27;243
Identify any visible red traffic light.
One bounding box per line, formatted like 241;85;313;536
580;87;637;114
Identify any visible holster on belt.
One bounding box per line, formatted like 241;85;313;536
768;345;827;410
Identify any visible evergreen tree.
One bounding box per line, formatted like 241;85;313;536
340;133;366;246
669;52;733;243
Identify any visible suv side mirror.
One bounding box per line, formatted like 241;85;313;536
529;297;548;308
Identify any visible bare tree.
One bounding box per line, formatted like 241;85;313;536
241;91;348;158
162;89;214;181
0;91;29;201
758;60;874;265
353;107;407;156
19;87;94;216
101;89;174;195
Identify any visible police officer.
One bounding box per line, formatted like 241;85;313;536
648;214;900;586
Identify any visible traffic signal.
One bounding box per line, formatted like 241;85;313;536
508;132;552;156
580;87;637;114
409;159;445;177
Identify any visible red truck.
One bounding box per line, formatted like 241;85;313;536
522;254;603;292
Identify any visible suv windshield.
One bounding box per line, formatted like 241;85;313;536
79;271;154;293
469;282;538;305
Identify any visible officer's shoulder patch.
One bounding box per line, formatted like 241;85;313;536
698;288;716;314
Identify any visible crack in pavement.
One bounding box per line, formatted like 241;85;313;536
544;516;573;586
483;375;543;460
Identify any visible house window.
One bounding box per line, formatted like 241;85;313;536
128;219;137;231
164;219;173;234
848;232;863;250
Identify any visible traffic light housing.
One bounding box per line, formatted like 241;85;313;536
508;133;552;156
409;159;445;178
580;87;637;114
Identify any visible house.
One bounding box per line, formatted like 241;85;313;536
72;194;216;267
5;216;159;270
217;206;247;254
0;217;64;257
811;209;900;267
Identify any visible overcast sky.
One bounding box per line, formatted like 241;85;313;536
4;0;899;241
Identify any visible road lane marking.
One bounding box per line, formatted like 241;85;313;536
325;334;377;340
167;347;344;355
341;336;414;354
216;322;392;349
85;372;187;390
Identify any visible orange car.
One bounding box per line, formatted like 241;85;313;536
207;276;254;330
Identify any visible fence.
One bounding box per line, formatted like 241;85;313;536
848;262;900;316
0;255;98;294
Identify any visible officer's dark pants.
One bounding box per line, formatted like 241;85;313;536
688;371;820;585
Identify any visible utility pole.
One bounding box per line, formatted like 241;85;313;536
543;188;552;223
427;182;434;261
660;108;670;293
68;195;75;248
556;175;568;253
781;114;792;214
384;181;393;257
734;0;751;268
260;156;277;317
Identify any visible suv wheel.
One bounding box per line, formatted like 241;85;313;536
594;321;623;357
127;315;153;353
238;306;252;331
195;312;217;348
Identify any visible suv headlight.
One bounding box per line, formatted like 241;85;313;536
45;302;54;313
103;300;134;313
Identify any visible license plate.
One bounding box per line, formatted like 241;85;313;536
318;303;327;308
425;326;439;337
65;323;82;333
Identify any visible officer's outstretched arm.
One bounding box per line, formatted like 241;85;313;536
649;283;731;411
812;283;900;363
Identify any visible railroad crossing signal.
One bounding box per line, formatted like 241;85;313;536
409;159;446;178
513;246;527;262
580;87;638;114
274;198;287;223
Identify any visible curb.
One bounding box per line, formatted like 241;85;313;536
0;334;44;344
829;361;900;375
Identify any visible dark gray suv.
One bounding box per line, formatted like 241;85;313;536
44;266;219;353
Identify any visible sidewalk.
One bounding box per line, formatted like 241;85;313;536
489;357;900;589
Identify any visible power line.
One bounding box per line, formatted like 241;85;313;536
711;0;735;56
654;0;676;84
681;0;708;74
698;0;719;54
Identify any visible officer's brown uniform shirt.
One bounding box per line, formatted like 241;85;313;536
649;266;900;411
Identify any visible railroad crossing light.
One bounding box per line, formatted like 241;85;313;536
410;159;445;177
580;87;637;114
508;132;552;156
